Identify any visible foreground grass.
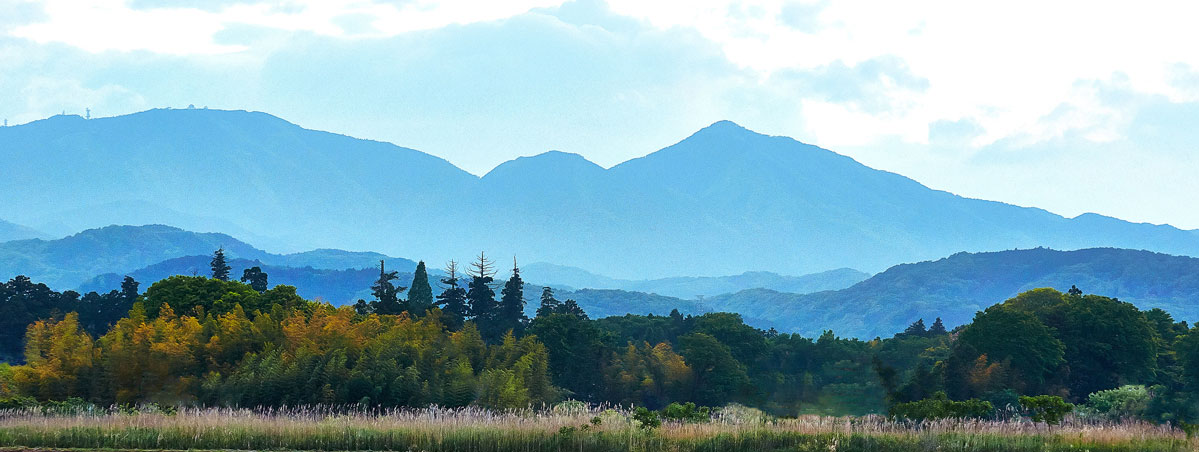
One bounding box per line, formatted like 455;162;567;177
0;407;1192;452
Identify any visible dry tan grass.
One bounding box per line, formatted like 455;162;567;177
0;406;1193;451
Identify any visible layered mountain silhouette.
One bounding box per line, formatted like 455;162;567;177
0;225;415;289
702;247;1199;338
522;262;868;299
16;225;842;313
0;219;45;242
2;109;1197;278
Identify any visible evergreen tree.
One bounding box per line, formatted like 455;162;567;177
559;299;588;320
241;266;269;292
901;319;927;337
370;260;406;315
210;248;231;281
1068;285;1083;296
435;261;469;330
535;287;560;318
353;299;372;315
496;258;528;334
928;317;947;335
407;261;434;317
119;276;139;303
466;252;499;340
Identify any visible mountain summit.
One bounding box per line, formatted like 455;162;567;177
1;108;1196;278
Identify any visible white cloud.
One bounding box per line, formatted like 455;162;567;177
606;0;1199;150
8;0;565;54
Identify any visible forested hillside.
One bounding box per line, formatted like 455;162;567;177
3;250;1198;425
708;247;1199;338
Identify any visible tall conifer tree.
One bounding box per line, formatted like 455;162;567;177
535;286;560;318
435;260;469;330
497;258;528;334
466;252;498;340
407;261;434;317
370;260;406;315
210;248;231;281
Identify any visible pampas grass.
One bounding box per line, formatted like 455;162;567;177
0;405;1192;451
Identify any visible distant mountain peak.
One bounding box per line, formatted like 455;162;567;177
483;150;605;180
691;120;759;138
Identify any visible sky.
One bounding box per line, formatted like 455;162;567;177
2;0;1198;229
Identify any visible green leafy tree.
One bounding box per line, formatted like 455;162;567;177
1020;395;1073;425
633;406;661;429
889;392;994;421
661;402;711;422
951;305;1064;396
527;313;606;399
1054;294;1158;398
678;332;750;406
210;248;231;281
406;261;434;317
240;266;269;292
120;276;140;303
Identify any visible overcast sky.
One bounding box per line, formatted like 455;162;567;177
3;0;1198;229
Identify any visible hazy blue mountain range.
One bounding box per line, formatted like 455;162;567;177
522;262;868;299
0;225;416;289
0;219;46;242
704;247;1199;338
17;224;852;308
80;255;408;304
2;109;1198;279
77;254;707;319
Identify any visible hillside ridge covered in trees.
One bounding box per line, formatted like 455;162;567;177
3;249;1198;425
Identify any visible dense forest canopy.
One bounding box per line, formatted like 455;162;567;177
2;250;1198;424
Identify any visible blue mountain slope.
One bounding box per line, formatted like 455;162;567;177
2;109;1197;279
0;224;415;289
521;262;869;299
80;256;403;304
0;219;46;242
709;247;1199;338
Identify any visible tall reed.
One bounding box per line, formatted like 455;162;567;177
0;405;1191;451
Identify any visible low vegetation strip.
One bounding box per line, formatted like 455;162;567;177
0;407;1191;452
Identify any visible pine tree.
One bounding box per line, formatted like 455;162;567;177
901;319;927;337
559;299;588;320
466;252;498;340
535;287;560;318
241;266;269;292
497;258;529;335
928;317;947;335
210;248;231;281
370;260;406;315
435;261;469;330
407;261;434;317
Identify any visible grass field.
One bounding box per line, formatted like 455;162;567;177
0;406;1193;452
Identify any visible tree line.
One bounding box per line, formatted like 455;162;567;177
2;249;1199;424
